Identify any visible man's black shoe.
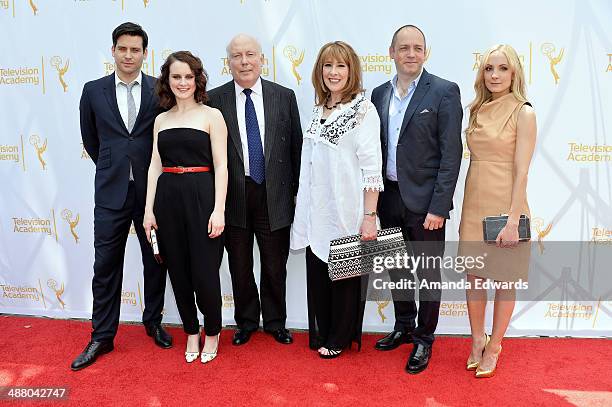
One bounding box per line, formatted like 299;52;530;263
70;340;114;371
405;343;432;374
232;328;254;346
145;324;173;349
266;328;293;344
374;330;412;351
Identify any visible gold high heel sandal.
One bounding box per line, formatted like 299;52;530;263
466;333;490;371
185;334;200;363
475;344;502;378
201;333;220;364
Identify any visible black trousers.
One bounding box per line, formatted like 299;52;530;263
306;247;365;351
154;172;223;336
224;177;289;332
377;180;444;346
91;181;167;341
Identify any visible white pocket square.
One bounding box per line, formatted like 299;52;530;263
419;109;430;114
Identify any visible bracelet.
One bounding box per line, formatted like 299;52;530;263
364;211;377;217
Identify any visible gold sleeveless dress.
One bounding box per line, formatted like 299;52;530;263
458;93;531;282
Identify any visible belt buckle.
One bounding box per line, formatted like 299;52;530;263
176;166;185;174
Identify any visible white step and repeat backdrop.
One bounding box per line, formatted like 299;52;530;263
1;0;611;337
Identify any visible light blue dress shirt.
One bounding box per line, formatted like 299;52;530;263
386;72;422;181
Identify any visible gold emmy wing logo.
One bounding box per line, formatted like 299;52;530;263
50;56;69;92
61;209;80;243
47;279;65;309
29;0;37;15
532;217;552;254
425;47;431;62
607;53;612;73
29;134;47;170
376;300;390;323
283;46;305;86
541;43;564;85
143;0;149;7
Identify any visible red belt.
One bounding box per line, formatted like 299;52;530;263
162;166;211;174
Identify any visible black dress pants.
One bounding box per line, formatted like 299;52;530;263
377;180;444;346
224;177;290;332
306;247;365;351
91;181;167;341
154;172;223;336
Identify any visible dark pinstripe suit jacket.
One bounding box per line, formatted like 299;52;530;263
208;79;303;232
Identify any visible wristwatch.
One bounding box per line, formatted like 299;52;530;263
364;211;377;217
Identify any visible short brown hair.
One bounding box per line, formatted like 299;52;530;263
311;41;363;106
156;51;208;109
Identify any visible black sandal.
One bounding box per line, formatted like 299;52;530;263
319;347;342;359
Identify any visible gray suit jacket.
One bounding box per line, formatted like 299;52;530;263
371;69;463;218
207;79;303;231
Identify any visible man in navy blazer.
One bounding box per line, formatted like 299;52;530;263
370;25;463;374
71;22;171;371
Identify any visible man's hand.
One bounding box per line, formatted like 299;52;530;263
423;213;444;230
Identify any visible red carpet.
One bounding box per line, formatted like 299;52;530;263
0;315;610;406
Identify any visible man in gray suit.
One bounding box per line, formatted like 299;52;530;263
208;34;302;346
371;25;463;374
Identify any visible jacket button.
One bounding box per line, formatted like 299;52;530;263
278;159;283;163
129;136;134;141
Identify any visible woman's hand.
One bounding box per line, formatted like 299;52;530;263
143;211;157;242
360;215;377;241
496;223;519;248
208;210;225;238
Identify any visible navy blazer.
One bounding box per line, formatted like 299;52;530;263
80;73;160;210
371;69;463;218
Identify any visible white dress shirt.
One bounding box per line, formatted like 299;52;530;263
290;95;384;262
234;78;266;176
115;71;142;180
115;71;142;130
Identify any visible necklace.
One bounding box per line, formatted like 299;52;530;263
324;97;340;110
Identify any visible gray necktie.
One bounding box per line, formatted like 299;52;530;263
126;82;136;133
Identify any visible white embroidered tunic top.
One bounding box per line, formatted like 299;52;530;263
290;94;384;263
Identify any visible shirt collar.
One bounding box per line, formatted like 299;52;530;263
390;70;423;98
234;77;263;97
115;71;142;87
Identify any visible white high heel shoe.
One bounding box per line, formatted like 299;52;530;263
201;333;220;364
185;334;200;363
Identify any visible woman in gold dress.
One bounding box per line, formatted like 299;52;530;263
459;44;537;378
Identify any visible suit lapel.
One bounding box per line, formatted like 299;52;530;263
262;79;277;166
103;73;128;134
223;82;243;162
399;69;431;140
380;83;393;148
133;73;154;133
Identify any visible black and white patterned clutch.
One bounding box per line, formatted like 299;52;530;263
328;227;407;281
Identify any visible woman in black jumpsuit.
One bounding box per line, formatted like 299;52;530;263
144;51;228;364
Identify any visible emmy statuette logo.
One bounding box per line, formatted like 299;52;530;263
425;47;431;62
29;134;47;170
541;43;564;85
143;0;149;7
283;46;305;86
532;217;552;254
607;54;612;73
29;0;37;15
47;279;65;309
50;56;69;92
376;299;390;323
61;209;80;243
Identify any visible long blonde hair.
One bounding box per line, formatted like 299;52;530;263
466;44;528;135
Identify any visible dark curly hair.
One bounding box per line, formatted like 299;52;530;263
156;51;208;109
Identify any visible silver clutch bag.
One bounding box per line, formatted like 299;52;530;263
482;214;531;243
328;227;407;281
